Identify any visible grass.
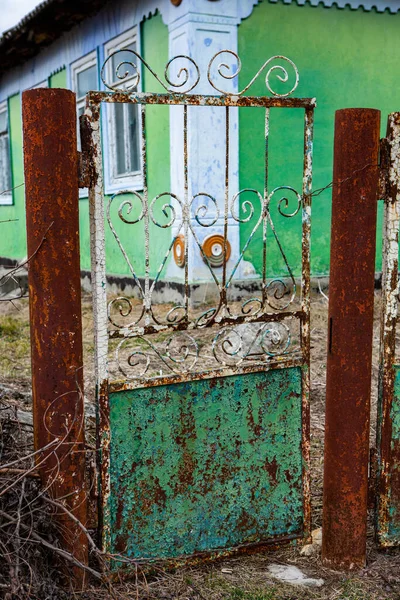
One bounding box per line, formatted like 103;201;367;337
0;302;31;382
0;315;23;338
3;292;400;599
227;590;278;600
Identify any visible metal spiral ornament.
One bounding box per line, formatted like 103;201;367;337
101;49;200;93
207;50;299;97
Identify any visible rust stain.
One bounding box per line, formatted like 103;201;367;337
22;88;88;584
88;90;316;110
322;108;381;570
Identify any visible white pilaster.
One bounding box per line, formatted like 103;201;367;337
164;0;257;283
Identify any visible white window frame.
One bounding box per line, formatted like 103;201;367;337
32;80;48;89
71;50;98;143
71;51;98;197
103;26;143;194
0;101;12;206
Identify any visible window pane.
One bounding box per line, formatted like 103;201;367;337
0;111;7;134
115;103;126;175
77;64;97;98
128;104;140;173
0;134;11;192
111;42;137;84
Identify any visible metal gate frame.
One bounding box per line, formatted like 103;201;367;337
83;50;315;562
377;112;400;547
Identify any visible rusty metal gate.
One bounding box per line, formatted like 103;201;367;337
377;113;400;546
84;50;315;563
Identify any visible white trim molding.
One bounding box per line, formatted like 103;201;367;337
266;0;400;13
159;0;261;27
71;50;98;197
102;25;143;195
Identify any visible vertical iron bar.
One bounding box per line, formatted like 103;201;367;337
301;106;314;544
376;112;400;546
322;108;381;569
85;100;111;554
262;108;270;309
183;104;189;317
124;104;131;173
222;106;230;310
22;88;88;587
141;104;150;325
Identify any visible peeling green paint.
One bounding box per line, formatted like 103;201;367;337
106;367;304;560
387;365;400;540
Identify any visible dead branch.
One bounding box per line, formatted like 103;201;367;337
0;508;103;580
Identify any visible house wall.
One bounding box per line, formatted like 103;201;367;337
78;13;171;278
1;0;400;278
0;69;68;264
0;4;170;280
238;0;400;276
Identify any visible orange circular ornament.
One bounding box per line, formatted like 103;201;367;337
202;234;231;268
173;234;186;268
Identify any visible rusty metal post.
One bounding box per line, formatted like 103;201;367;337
22;89;88;586
322;108;381;569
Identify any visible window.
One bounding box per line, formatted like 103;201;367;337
71;51;98;150
104;28;141;191
0;101;12;206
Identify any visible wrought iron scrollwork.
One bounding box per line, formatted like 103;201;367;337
100;48;299;98
106;183;302;332
92;49;309;382
207;50;299;97
116;332;199;379
101;49;200;93
212;321;291;367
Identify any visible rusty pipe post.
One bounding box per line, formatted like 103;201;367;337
322;108;381;569
22;89;88;587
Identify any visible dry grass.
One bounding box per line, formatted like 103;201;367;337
2;291;400;599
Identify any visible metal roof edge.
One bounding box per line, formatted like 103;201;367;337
267;0;400;13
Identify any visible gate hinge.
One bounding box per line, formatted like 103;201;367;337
378;137;390;201
78;114;96;189
368;446;378;510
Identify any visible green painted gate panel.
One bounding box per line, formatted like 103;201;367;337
106;367;304;559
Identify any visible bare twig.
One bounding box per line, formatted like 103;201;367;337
0;182;24;196
0;468;39;478
0;509;103;580
0;220;54;288
318;278;329;302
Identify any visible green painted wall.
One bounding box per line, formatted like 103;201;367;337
49;68;66;89
79;12;171;278
0;16;170;281
106;367;304;559
2;5;398;278
0;70;67;263
238;0;400;276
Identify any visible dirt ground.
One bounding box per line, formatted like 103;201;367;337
1;290;400;599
